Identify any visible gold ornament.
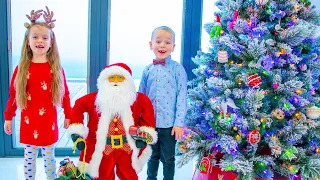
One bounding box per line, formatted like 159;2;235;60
277;48;286;56
295;89;303;95
288;165;294;171
235;134;241;140
294;4;301;11
293;112;302;124
237;77;243;86
261;117;267;123
294;112;301;119
229;60;235;65
291;15;298;22
272;109;285;120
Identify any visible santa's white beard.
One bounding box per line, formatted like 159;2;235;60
95;80;137;115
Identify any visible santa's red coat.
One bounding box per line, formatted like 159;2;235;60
68;92;157;178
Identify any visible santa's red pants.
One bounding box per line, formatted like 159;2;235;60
94;148;138;180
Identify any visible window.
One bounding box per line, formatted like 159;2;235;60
10;0;89;148
109;0;183;88
201;0;219;52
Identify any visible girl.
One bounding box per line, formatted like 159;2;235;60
3;7;71;180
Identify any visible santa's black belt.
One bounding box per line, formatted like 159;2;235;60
106;135;128;148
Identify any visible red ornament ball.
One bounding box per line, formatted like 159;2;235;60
248;130;261;145
247;74;262;88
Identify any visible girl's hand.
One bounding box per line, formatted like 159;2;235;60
64;119;70;129
171;126;184;140
4;120;12;135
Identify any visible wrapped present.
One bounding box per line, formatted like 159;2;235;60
192;166;301;180
55;158;92;180
129;125;153;144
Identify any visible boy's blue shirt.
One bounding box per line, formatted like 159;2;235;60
138;56;187;128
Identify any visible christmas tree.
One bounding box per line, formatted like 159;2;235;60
177;0;320;179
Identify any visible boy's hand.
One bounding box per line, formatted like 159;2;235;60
4;120;12;135
64;119;70;129
171;126;184;140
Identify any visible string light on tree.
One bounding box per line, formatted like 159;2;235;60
295;89;304;95
272;83;279;89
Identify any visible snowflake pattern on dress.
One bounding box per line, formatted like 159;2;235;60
27;93;31;101
27;71;31;79
41;81;47;90
39;108;46;116
52;123;55;130
24;116;29;124
33;130;39;139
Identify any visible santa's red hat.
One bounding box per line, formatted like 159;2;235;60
97;62;135;89
105;62;132;76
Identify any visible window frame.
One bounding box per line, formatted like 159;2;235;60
0;0;9;157
181;0;203;80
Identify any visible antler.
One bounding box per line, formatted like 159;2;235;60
25;9;43;28
26;9;43;22
43;6;56;28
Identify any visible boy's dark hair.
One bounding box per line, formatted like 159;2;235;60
151;26;175;43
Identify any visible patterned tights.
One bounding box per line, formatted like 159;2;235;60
24;144;56;180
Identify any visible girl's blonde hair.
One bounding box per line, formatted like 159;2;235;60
15;22;65;109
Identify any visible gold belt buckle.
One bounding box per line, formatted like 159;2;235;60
111;135;123;149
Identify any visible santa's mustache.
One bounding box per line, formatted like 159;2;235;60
109;82;120;86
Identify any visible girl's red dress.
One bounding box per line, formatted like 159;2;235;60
4;62;71;146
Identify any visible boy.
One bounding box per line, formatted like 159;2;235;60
139;26;188;180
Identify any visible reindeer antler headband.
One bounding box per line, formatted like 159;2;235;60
24;6;56;29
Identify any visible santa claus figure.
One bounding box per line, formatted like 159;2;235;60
67;63;157;180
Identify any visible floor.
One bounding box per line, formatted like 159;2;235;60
0;156;195;180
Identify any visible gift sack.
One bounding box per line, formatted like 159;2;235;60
192;166;302;180
55;157;92;180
